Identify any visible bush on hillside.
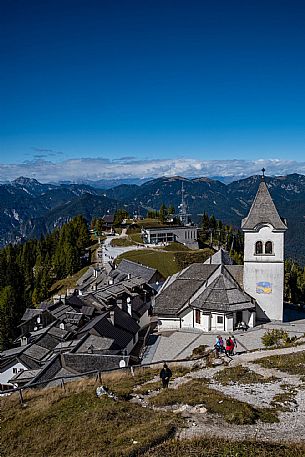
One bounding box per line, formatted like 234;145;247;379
261;329;290;348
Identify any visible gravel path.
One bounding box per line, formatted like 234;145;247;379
135;344;305;443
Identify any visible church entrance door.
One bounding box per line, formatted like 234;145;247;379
236;311;243;324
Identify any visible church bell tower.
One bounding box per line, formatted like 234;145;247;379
241;170;287;322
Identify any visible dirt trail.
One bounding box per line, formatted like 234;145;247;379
132;344;305;443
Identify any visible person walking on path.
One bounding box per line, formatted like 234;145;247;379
215;335;225;356
231;335;237;355
160;363;172;388
225;337;234;357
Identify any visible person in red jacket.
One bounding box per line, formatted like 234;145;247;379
225;337;234;357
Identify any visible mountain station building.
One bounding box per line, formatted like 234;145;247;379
141;225;199;249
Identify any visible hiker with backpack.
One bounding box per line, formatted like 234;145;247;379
225;337;235;357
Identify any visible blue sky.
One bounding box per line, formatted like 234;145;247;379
0;0;305;181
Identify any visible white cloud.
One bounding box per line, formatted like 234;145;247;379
0;157;304;183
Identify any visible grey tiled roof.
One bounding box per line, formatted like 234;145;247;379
21;308;42;321
48;326;70;340
18;353;42;369
63;353;129;373
78;311;137;350
241;180;287;230
36;334;61;351
116;259;158;282
226;265;244;289
204;249;234;265
154;264;218;316
22;344;51;362
0;345;26;359
9;369;41;384
178;263;218;280
73;334;116;353
81;305;95;317
191;267;255;313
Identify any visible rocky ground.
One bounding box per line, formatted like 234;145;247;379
132;344;305;444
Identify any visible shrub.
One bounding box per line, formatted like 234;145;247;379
191;344;208;359
261;329;289;347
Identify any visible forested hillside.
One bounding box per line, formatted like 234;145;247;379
0;216;90;350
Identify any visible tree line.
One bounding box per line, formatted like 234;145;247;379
0;215;90;350
199;212;244;264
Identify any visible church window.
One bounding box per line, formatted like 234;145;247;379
195;309;201;324
255;241;263;255
265;241;273;254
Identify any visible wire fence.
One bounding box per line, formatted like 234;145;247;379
2;350;214;404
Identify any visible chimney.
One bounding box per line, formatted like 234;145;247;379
109;310;115;325
127;297;132;316
127;273;131;280
108;278;114;285
21;336;28;346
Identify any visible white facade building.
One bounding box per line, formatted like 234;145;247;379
141;226;199;249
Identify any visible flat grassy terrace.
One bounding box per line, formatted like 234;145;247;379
255;350;305;376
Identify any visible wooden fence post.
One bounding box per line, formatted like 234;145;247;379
19;389;24;405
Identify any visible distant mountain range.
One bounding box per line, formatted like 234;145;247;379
1;174;305;264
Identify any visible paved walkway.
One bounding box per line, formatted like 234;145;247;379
143;317;305;363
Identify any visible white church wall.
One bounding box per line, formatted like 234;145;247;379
244;226;284;263
244;261;284;321
193;311;210;331
225;315;234;332
181;309;194;328
248;311;255;327
244;225;285;322
158;318;181;330
210;313;226;331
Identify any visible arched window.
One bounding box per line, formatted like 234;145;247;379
255;241;263;255
265;241;273;254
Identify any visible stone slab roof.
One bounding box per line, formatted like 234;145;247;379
22;344;52;363
154;264;218;316
21;308;42;322
78;311;137;350
72;334;116;353
63;353;129;373
204;248;234;265
226;265;244;289
191;266;255;313
9;368;41;384
241;180;287;230
116;259;159;282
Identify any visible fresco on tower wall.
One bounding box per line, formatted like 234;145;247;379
256;281;272;294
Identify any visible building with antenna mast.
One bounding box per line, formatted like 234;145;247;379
141;182;199;249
